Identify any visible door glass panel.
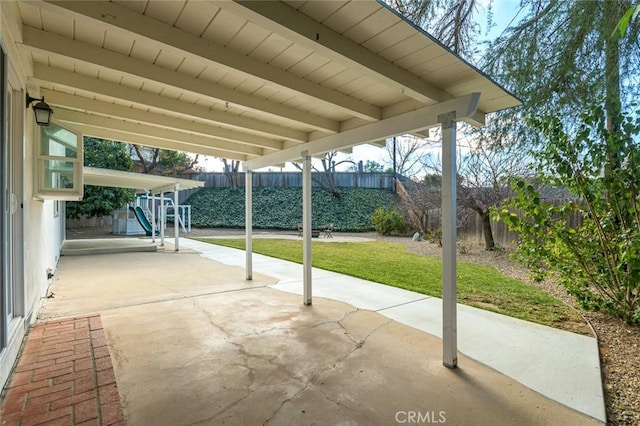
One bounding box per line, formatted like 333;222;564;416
4;85;12;322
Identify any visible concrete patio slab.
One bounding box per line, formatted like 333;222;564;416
40;251;275;319
3;238;605;425
177;237;606;423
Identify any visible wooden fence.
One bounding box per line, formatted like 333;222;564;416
178;171;395;203
396;179;583;248
412;202;583;248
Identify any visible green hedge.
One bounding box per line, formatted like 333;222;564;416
186;187;397;232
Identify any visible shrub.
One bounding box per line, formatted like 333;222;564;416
371;208;405;235
496;104;640;324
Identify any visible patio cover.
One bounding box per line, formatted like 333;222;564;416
83;167;204;194
5;0;521;368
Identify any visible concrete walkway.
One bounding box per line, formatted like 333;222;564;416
3;236;605;425
180;237;606;423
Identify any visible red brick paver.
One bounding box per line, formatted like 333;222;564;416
0;315;125;425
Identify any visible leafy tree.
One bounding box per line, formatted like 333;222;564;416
481;0;638;151
614;3;639;37
66;138;135;219
348;160;385;173
363;160;385;173
496;104;640;324
390;0;639;153
130;145;201;175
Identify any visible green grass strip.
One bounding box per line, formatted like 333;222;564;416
195;238;582;329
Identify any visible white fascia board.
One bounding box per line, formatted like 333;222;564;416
41;89;283;152
21;26;339;133
225;0;449;104
34;64;307;143
246;93;480;170
39;0;381;121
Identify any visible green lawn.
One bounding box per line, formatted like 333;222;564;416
195;238;582;328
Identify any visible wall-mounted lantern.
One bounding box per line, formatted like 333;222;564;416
26;93;53;126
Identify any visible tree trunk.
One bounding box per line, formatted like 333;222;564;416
603;1;623;136
222;159;240;190
481;210;495;250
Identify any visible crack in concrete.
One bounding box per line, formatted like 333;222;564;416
189;297;311;425
315;383;378;424
261;381;311;426
312;315;393;384
262;312;394;425
187;299;394;425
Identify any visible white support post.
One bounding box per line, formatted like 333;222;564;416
245;170;253;280
160;192;165;247
440;112;458;368
302;152;312;305
151;193;156;243
174;184;179;252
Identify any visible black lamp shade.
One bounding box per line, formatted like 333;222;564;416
32;100;53;126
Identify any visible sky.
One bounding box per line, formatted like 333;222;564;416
201;0;522;174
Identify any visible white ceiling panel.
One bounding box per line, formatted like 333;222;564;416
153;50;186;71
299;1;348;23
143;0;186;27
305;61;347;84
319;1;380;34
176;58;208;79
248;33;294;64
40;8;72;38
129;39;162;64
72;19;106;47
226;22;270;56
201;8;245;47
362;22;416;54
287;53;332;79
113;0;148;15
343;8;396;45
102;31;135;57
174;2;219;36
17;2;43;29
268;44;313;70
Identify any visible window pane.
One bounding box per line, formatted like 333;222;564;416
43;159;75;189
40;123;78;158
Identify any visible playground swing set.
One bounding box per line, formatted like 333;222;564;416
114;194;193;237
